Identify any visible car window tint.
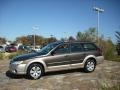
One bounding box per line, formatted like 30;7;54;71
71;43;83;52
55;43;70;54
0;46;3;48
83;43;97;51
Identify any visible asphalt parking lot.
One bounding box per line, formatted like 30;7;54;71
0;60;120;90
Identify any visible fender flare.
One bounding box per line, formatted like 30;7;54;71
82;55;96;64
25;59;47;73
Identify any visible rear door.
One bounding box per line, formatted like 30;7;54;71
69;43;85;65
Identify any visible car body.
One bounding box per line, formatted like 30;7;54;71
5;45;17;52
9;41;104;79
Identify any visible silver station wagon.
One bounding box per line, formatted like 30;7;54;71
9;41;104;79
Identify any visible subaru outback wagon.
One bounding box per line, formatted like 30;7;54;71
9;41;104;79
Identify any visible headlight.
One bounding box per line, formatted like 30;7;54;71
12;61;23;65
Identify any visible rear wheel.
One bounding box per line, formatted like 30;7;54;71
84;59;96;72
27;63;44;79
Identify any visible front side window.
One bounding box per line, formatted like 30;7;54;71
71;43;83;53
37;42;61;55
54;43;70;54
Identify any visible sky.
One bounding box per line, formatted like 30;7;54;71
0;0;120;43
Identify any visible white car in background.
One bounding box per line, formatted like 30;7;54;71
33;46;41;52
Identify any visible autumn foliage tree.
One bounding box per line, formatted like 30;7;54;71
15;35;57;46
0;37;6;44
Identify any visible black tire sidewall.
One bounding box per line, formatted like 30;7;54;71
84;59;96;73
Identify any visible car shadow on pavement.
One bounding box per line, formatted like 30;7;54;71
45;68;85;76
6;68;85;79
6;71;29;79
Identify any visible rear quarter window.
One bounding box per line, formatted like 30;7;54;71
83;43;97;51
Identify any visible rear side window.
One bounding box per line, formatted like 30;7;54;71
71;43;83;53
83;43;97;51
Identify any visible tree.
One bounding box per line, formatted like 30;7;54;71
76;27;97;42
68;36;76;41
15;35;45;45
60;38;66;41
45;37;57;43
0;37;6;44
16;36;30;45
15;35;57;46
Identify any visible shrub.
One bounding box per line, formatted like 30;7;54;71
99;38;116;60
8;53;19;59
0;53;4;60
8;51;27;59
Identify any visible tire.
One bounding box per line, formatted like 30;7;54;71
84;59;96;73
27;63;44;80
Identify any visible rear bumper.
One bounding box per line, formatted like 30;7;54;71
96;56;104;64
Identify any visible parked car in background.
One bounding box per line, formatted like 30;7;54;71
9;41;104;79
32;46;41;52
0;45;5;53
18;45;35;53
5;45;17;52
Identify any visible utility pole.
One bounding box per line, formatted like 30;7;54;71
93;7;104;45
32;26;39;49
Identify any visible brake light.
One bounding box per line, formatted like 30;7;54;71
97;48;102;55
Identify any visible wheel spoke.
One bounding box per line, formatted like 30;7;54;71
86;61;95;71
30;70;34;74
32;67;36;70
30;65;42;79
36;67;40;71
37;71;41;74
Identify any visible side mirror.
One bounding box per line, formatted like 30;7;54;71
51;51;56;56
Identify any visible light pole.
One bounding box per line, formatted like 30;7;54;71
93;7;104;45
64;32;69;41
32;26;39;49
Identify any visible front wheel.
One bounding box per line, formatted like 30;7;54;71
27;63;43;79
84;59;96;72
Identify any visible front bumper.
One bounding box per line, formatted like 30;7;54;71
9;63;26;74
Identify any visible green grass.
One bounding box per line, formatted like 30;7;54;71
106;55;120;62
101;83;120;90
0;51;28;60
0;53;4;60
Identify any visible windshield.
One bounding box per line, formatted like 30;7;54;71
37;42;61;55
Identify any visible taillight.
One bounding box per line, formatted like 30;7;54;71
97;48;102;55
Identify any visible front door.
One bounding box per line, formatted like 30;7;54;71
44;43;71;71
